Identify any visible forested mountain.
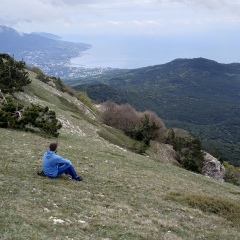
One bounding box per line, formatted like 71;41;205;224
72;58;240;166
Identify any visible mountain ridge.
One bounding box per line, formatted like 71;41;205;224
71;57;240;166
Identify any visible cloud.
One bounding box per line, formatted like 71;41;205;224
1;0;240;35
166;0;240;14
106;21;124;26
0;0;70;25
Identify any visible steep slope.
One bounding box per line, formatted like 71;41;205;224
72;58;240;165
1;69;240;239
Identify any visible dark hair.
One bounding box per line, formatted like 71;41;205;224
49;143;58;152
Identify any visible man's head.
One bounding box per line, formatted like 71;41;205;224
49;142;58;152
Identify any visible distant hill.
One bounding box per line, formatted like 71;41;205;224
0;25;99;78
0;25;90;56
31;32;62;40
72;58;240;166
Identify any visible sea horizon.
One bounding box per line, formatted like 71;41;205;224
61;34;240;69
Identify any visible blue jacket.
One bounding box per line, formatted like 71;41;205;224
43;150;71;178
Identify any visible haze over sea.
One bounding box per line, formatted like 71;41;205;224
64;34;240;69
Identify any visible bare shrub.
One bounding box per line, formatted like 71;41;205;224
101;101;141;131
117;103;141;131
101;101;120;127
101;102;167;144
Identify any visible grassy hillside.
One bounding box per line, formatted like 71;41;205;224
71;58;240;166
1;71;240;239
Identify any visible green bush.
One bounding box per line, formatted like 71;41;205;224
77;92;98;113
0;98;62;137
0;97;25;129
31;66;44;75
223;161;240;186
166;129;205;173
21;105;62;137
131;141;148;154
36;72;50;83
165;191;240;226
125;114;159;145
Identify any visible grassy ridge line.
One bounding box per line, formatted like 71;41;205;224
16;70;97;120
1;73;240;239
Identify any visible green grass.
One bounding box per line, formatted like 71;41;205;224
1;127;240;240
97;125;146;153
1;73;240;239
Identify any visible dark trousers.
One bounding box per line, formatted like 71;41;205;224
57;163;78;179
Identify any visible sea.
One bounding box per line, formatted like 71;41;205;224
61;34;238;69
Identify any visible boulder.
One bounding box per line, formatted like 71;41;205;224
149;142;180;165
202;152;225;181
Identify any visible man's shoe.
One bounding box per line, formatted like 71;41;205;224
74;176;83;181
37;170;46;176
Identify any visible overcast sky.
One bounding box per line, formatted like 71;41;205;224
1;0;240;35
1;0;240;65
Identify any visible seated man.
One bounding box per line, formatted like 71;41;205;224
39;142;83;181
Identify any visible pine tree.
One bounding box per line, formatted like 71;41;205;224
166;129;205;173
0;54;31;94
125;114;159;145
21;105;62;137
0;99;62;137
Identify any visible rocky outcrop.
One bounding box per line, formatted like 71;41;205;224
149;142;180;165
202;152;225;181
